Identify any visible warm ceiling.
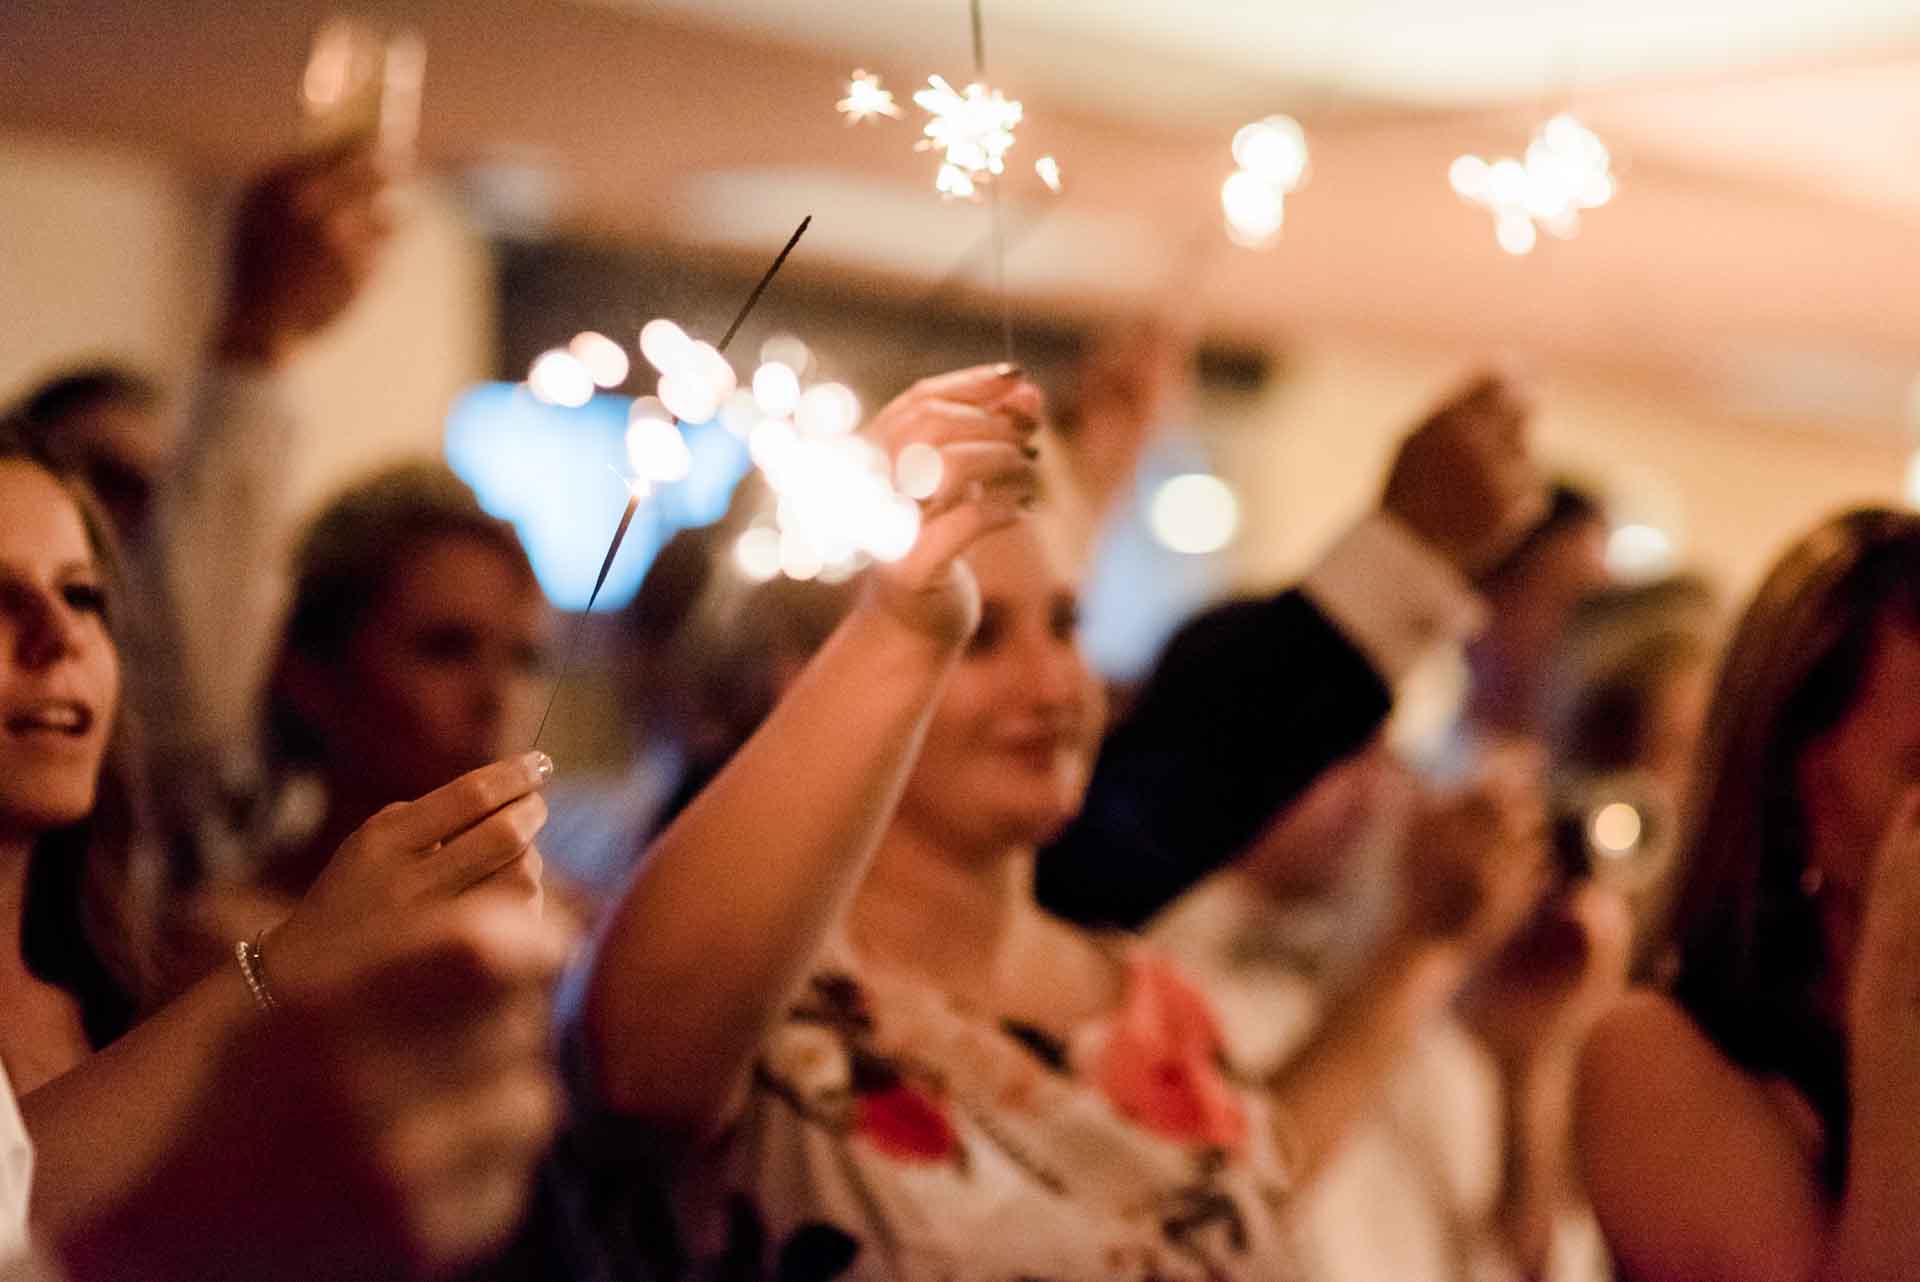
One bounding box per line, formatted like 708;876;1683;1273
4;0;1917;427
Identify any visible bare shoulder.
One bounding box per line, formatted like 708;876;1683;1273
1584;989;1718;1083
1578;989;1828;1282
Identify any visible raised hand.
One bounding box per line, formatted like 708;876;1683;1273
65;897;568;1282
1381;373;1547;578
1462;880;1633;1069
1396;744;1551;964
861;363;1043;647
268;753;552;987
216;140;393;367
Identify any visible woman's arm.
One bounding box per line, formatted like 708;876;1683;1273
23;754;553;1240
1581;792;1920;1282
584;365;1041;1133
1577;992;1830;1282
1264;750;1546;1186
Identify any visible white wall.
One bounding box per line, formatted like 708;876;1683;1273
0;132;215;396
1212;342;1912;607
0;131;497;518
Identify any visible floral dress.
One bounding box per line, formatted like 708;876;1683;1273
669;940;1303;1282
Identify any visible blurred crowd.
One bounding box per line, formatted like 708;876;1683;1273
4;135;1918;1282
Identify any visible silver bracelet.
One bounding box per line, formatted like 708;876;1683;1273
234;933;279;1013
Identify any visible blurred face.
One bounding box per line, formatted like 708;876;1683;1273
0;462;120;841
52;398;178;546
1797;622;1920;899
895;522;1102;855
307;534;548;806
1476;520;1611;731
1643;661;1713;804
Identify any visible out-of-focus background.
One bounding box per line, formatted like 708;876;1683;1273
5;0;1916;760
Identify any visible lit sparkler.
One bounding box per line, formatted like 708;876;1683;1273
837;69;902;124
913;74;1022;202
1451;114;1615;256
531;215;812;747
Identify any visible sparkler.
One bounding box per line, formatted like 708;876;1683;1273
1221;115;1310;250
837;70;901;124
530;215;812;748
1450;114;1614;256
913;74;1023;201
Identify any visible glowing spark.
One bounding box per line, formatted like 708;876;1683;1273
752;362;802;417
895;442;944;500
913;75;1022;201
936;163;976;200
527;349;594;407
837;69;902;125
570;331;630;389
1035;155;1063;193
1221;115;1308;250
1231;116;1309;191
1453;114;1615;255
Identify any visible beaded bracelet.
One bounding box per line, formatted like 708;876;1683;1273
233;933;279;1013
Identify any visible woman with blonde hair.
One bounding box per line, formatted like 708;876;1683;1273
561;365;1550;1281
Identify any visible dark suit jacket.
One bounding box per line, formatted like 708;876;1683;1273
1035;589;1390;929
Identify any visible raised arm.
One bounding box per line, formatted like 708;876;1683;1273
1037;374;1542;928
144;143;390;774
23;754;550;1243
1263;747;1548;1186
583;365;1041;1133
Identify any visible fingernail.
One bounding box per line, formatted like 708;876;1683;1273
528;752;554;783
993;362;1024;379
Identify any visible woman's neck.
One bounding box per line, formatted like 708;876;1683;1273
847;822;1039;1010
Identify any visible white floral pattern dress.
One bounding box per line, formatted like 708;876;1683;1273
669;939;1304;1282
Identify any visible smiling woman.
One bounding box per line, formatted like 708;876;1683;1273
0;421;575;1279
0;425;150;1072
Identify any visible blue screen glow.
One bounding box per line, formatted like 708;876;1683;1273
444;383;751;611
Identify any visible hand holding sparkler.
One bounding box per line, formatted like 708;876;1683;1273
859;363;1043;646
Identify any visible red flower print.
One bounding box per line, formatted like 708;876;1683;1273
1091;954;1248;1152
854;1082;960;1163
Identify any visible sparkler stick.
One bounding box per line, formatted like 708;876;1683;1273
970;0;1015;365
531;214;813;749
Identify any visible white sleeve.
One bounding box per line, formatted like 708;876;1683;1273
1300;512;1487;688
0;1063;32;1265
145;364;304;761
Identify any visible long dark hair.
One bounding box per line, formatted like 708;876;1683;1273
1669;507;1920;1191
0;418;158;1046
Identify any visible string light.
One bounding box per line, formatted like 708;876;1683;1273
1035;155;1063;194
1452;114;1615;256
